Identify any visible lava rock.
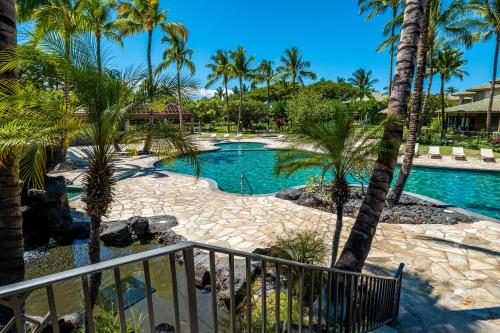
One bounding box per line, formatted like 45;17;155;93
154;228;187;246
216;259;262;308
128;216;151;242
156;323;175;332
276;187;305;201
296;192;326;208
58;312;84;333
100;222;133;246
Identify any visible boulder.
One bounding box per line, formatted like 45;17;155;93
216;259;262;307
128;216;151;242
296;192;326;208
100;222;132;246
57;312;84;333
22;176;78;248
156;323;175;332
275;187;304;201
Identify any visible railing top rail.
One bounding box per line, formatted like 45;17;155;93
0;241;400;298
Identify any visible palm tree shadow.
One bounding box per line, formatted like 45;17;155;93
415;235;500;257
363;263;500;332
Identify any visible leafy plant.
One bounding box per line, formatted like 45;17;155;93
271;230;328;265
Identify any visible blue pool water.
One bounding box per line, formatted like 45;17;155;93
157;142;500;219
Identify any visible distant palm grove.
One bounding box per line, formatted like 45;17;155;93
1;0;499;310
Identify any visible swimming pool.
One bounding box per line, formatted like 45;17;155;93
157;142;500;219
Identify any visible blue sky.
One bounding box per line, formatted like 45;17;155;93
21;0;494;95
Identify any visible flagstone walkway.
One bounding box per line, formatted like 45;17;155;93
65;142;500;332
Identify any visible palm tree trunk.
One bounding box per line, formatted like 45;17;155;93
440;75;446;140
388;6;397;94
335;0;424;273
421;40;434;129
224;78;230;133
331;203;344;268
237;77;243;134
177;70;183;126
389;0;431;205
486;33;499;132
266;81;271;131
96;32;102;75
88;215;102;306
143;29;154;154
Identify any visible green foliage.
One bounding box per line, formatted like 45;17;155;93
271;230;328;265
228;99;268;130
286;90;346;125
249;291;303;333
349;99;385;124
305;80;361;101
84;305;144;333
246;81;293;103
186;98;224;124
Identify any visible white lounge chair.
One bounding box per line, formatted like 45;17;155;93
480;148;496;162
223;133;230;139
277;134;284;139
428;146;441;159
452;147;466;160
235;133;243;140
414;143;419;157
210;133;217;139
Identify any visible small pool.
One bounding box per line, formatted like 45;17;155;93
157;142;500;220
67;186;83;200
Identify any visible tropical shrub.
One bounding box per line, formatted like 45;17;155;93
249;292;303;332
271;229;328;265
286;90;347;125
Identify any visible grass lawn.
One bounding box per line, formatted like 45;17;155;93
416;145;500;158
196;132;257;139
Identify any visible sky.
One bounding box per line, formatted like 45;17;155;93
20;0;495;97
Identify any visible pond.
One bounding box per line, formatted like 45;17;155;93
157;142;500;220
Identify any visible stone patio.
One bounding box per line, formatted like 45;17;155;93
64;140;500;332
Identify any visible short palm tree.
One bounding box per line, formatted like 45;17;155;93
229;47;255;134
255;59;276;131
348;68;378;99
206;50;232;132
433;46;467;139
445;86;458;95
277;47;317;88
157;24;195;125
453;0;500;132
358;0;404;94
275;107;384;267
81;0;123;74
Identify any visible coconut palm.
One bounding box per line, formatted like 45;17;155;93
348;69;378;99
255;59;276;131
336;0;424;272
277;47;317;87
389;0;432;206
434;46;467;139
358;0;404;94
445;86;458;95
453;0;500;132
214;87;224;101
229;47;255;134
206;49;232;132
275;108;384;266
81;0;122;74
157;24;195;126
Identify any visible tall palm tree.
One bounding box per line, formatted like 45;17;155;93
275;109;384;267
81;0;122;74
420;0;464;126
434;46;467;139
31;0;84;110
445;86;459;95
206;50;232;132
336;0;424;272
389;0;431;205
277;47;317;88
454;0;500;132
348;68;378;99
157;24;195;126
229;47;255;134
214;87;224;101
358;0;404;94
255;59;276;131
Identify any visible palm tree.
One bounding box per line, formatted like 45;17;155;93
420;0;464;126
157;24;195;126
445;86;458;95
81;0;122;74
31;0;84;110
255;59;276;131
214;87;224;101
336;0;424;272
206;50;232;132
229;47;255;134
434;46;467;139
275;109;384;267
389;0;431;206
277;47;317;88
348;69;378;99
358;0;404;94
453;0;500;132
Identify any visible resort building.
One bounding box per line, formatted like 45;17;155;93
445;80;500;132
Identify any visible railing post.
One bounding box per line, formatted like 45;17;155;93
389;263;404;327
183;248;199;333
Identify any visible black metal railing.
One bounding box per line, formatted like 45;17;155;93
0;242;403;333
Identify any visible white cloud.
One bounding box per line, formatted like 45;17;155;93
190;88;234;100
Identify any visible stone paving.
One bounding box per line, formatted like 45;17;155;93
64;140;500;332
